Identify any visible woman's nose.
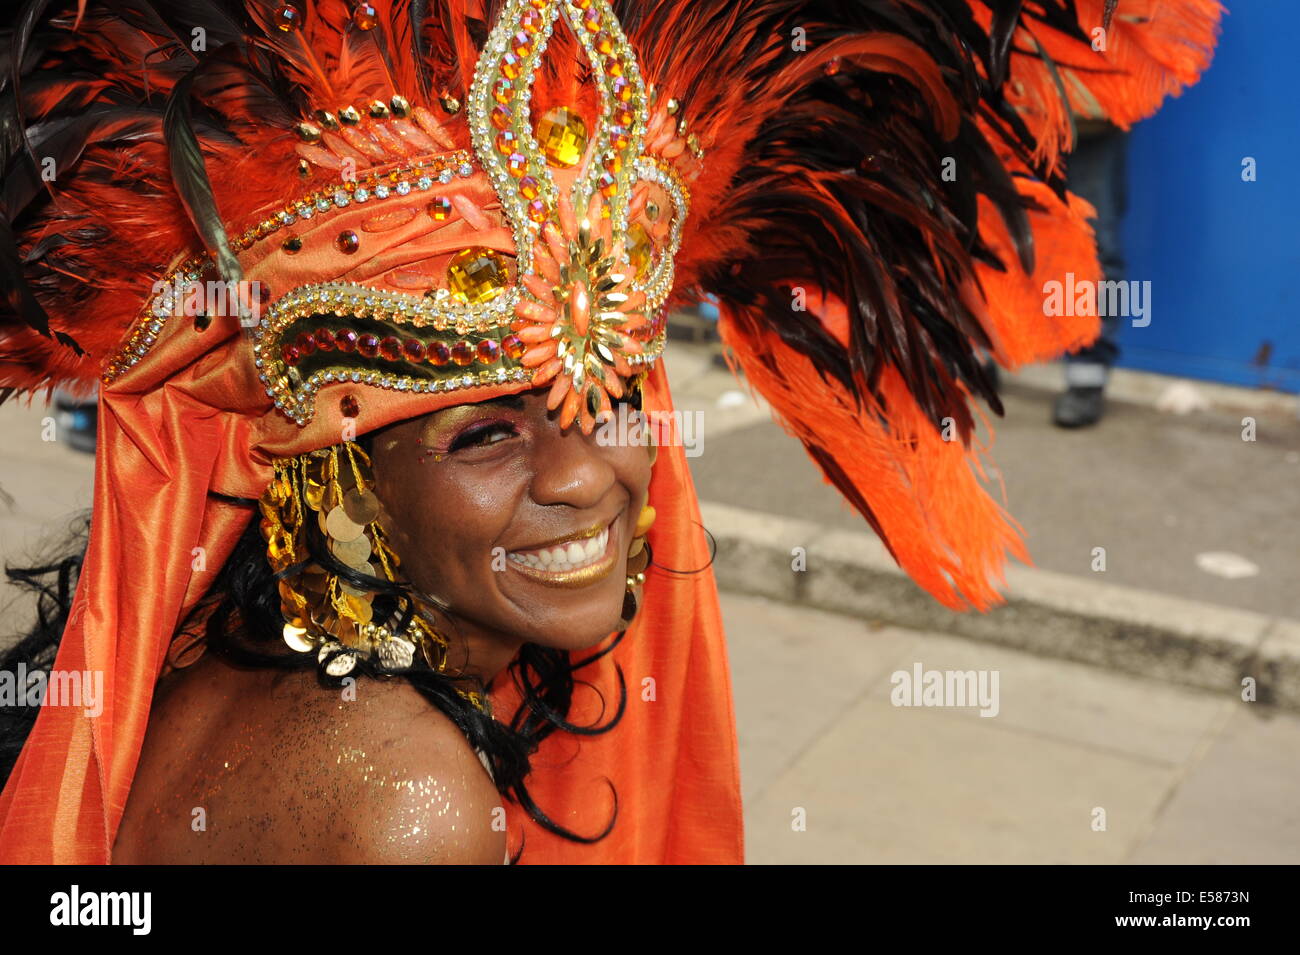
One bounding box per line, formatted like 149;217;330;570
528;423;616;510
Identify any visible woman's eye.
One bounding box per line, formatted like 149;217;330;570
449;422;517;452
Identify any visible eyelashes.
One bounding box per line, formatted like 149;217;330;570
429;388;637;456
445;418;520;453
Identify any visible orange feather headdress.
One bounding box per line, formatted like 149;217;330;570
0;0;1219;863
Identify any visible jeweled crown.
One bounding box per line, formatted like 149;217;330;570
105;0;699;435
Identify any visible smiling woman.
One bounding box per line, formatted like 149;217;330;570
113;386;657;863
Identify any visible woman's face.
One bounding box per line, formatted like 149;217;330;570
369;388;651;663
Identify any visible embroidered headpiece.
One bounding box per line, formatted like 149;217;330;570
95;0;692;436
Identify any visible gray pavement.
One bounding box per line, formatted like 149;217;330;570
664;340;1300;710
724;590;1300;864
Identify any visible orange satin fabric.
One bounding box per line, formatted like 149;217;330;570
0;313;744;862
490;365;744;861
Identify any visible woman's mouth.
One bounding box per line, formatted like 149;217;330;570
506;518;619;588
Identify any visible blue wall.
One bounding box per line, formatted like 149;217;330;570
1121;2;1299;392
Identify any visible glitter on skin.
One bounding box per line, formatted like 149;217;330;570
112;656;505;863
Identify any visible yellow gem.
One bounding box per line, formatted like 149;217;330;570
625;223;653;278
447;247;509;304
534;107;587;168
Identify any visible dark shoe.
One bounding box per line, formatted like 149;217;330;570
1052;386;1105;428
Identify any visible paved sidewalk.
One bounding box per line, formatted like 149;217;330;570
662;340;1300;709
724;590;1300;864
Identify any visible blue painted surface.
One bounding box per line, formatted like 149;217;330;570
1120;3;1299;392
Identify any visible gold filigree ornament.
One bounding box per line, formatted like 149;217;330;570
258;441;488;712
469;0;688;435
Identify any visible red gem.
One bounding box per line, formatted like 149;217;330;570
450;341;475;366
496;129;519;154
335;328;359;352
274;5;301;33
525;199;547;223
341;395;360;418
403;339;426;362
336;230;360;254
379;335;402;360
282;344;301;365
357;333;380;358
353;3;378;30
520;7;544;33
476;339;501;363
313;328;335;351
428;342;451;366
502;335;526;360
295;331;317;355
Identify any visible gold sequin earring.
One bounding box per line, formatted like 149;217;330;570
258;441;459;689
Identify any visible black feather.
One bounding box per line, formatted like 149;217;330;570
986;0;1027;89
163;59;242;285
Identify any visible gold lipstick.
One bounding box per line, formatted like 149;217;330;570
506;519;620;589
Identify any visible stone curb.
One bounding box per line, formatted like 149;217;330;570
701;500;1300;711
1006;362;1298;417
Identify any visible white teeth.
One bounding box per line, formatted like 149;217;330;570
509;526;609;572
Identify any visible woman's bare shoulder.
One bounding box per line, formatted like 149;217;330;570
113;650;505;864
